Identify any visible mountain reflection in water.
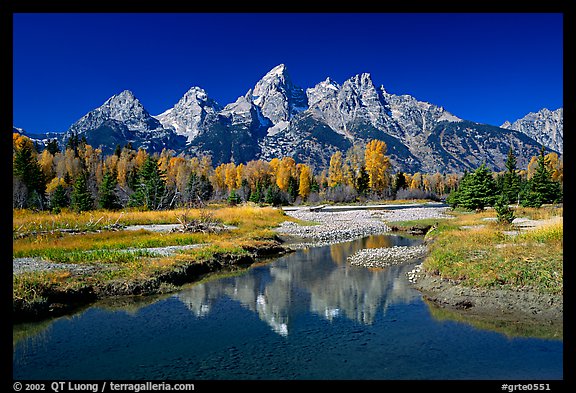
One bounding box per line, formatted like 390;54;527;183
176;234;421;336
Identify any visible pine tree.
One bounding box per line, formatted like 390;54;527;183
227;189;241;206
128;156;167;210
187;173;213;204
71;171;94;212
13;137;47;209
521;146;562;207
355;165;370;196
98;169;121;210
500;147;522;204
448;164;497;211
46;139;60;155
50;183;69;212
249;182;262;203
494;194;515;224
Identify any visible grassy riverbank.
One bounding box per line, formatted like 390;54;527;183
415;205;562;294
13;205;294;321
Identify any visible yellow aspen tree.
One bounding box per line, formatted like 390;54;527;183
189;157;200;176
46;177;66;195
403;173;412;189
212;163;227;192
328;150;344;187
342;162;355;188
54;152;66;180
410;172;422;190
364;139;390;192
276;158;292;192
199;155;213;179
526;155;539;179
245;159;270;189
345;144;365;179
104;154;119;175
445;173;459;193
422;175;431;192
545;153;562;183
116;149;135;187
166;156;185;189
158;148;172;175
318;169;328;188
63;148;82;181
274;157;296;192
94;160;104;185
298;164;312;199
13;133;34;152
39;149;55;182
269;158;280;182
224;162;237;191
236;163;245;189
134;148;149;171
174;157;191;195
432;172;445;195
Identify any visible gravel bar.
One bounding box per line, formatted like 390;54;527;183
347;245;429;268
277;206;451;249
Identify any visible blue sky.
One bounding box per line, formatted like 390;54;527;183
13;13;563;133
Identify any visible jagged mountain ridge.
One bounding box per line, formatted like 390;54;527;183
20;64;561;173
501;107;563;154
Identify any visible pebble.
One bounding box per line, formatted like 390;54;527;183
406;263;423;283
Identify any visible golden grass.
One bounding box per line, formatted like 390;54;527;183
13;204;293;309
423;206;563;294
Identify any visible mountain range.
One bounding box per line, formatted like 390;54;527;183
15;64;563;174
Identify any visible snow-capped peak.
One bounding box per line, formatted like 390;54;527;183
250;64;308;125
154;86;220;143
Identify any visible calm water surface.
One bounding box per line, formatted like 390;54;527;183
13;234;563;380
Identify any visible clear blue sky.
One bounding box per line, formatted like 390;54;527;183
13;13;563;133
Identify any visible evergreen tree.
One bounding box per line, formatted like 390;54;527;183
521;146;562;207
13;140;46;209
50;183;69;212
500;147;522;204
287;176;299;203
310;177;320;194
355;165;370;196
187;173;213;204
249;182;262;203
393;171;407;193
227;189;241;206
447;164;497;210
128;156;167;210
494;194;515;224
46;139;60;155
264;184;282;206
66;131;80;156
98;169;121;210
71;171;94;212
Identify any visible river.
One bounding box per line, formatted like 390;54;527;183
13;234;563;380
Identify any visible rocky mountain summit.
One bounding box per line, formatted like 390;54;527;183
501;107;563;154
19;64;561;174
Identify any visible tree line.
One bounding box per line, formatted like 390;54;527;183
13;132;563;213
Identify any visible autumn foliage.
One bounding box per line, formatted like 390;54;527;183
12;132;563;211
